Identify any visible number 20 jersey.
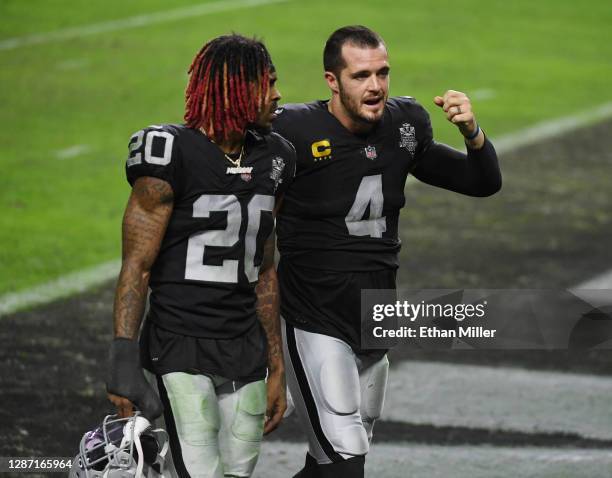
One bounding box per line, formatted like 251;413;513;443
125;124;296;339
273;97;432;347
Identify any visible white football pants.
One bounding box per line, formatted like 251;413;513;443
281;318;389;464
146;371;266;478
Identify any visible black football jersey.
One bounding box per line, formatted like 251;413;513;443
125;124;296;339
273;97;500;349
274;97;432;272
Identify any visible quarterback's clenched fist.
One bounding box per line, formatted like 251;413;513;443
434;90;480;142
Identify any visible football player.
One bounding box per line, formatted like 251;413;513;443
273;26;502;477
106;34;295;477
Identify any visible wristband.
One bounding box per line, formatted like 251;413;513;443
465;123;480;141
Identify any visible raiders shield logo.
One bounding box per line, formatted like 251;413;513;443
399;123;417;156
270;156;285;192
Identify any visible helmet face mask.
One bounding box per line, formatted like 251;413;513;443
69;413;168;478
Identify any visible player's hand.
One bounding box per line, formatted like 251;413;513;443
263;368;287;435
107;392;135;418
106;338;163;421
434;90;478;139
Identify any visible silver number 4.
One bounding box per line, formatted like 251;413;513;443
345;175;386;238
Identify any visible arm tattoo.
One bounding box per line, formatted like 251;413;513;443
256;232;284;371
113;177;173;339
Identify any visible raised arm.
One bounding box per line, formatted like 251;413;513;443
107;176;173;419
412;140;501;197
413;90;502;197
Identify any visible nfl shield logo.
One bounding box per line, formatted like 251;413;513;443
364;145;377;160
241;172;252;182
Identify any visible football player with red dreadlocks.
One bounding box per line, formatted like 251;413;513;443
106;34;295;477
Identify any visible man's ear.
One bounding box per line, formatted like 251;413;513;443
325;71;340;95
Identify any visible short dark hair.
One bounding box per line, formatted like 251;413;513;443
323;25;384;75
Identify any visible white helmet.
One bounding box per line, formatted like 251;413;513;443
69;413;169;478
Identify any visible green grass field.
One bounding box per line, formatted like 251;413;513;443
1;0;611;295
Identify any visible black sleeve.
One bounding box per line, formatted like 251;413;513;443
409;103;501;197
272;104;311;174
272;134;297;198
412;138;501;197
125;126;182;193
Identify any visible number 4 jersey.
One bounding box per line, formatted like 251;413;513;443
125;124;296;342
273;97;500;350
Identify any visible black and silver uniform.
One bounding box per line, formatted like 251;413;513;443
125;124;296;380
274;96;501;350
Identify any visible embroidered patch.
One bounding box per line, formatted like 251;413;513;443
270;156;285;192
399;122;417;156
364;145;378;160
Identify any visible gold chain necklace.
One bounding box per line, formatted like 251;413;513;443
200;129;245;167
224;145;244;167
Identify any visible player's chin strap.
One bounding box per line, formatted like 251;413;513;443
150;427;169;477
120;415;150;477
119;414;170;478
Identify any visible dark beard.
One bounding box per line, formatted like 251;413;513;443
338;81;379;126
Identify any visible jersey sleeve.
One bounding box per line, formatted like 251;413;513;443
414;102;434;158
391;96;434;159
125;125;182;193
271;133;297;198
272;104;312;174
407;101;502;197
271;105;296;142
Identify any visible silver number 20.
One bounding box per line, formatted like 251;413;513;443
185;194;274;283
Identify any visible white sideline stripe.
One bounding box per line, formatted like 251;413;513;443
2;103;612;317
470;88;496;101
56;58;90;71
0;260;120;316
0;0;289;52
493;101;612;155
55;144;91;160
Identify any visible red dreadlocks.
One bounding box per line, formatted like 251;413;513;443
185;34;272;142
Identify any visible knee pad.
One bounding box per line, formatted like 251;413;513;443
318;353;369;457
219;380;266;477
319;352;360;415
231;380;266;442
362;355;389;423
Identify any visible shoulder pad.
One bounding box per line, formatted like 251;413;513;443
386;96;430;124
275;101;316;115
386;95;420;112
268;131;296;152
125;123;184;192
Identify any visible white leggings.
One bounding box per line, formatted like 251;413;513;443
282;318;389;464
147;371;266;478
